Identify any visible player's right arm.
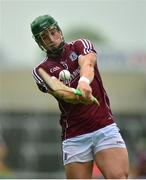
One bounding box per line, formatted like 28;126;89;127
32;67;52;93
32;67;65;103
32;66;95;104
32;67;77;102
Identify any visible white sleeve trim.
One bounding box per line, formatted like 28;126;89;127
32;68;43;84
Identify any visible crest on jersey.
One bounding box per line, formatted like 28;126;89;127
60;61;68;69
69;52;78;61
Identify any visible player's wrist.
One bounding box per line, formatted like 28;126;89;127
79;76;90;84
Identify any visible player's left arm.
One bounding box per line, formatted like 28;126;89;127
77;52;96;100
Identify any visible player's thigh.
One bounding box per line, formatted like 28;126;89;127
65;160;93;179
95;147;129;179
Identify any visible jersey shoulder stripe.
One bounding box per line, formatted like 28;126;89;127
69;39;96;55
32;68;43;84
78;39;93;54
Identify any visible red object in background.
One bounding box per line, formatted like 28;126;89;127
92;162;102;178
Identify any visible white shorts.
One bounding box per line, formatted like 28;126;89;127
62;123;126;165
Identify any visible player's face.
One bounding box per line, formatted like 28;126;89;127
39;27;62;51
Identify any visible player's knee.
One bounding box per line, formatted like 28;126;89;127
117;170;128;179
106;169;128;179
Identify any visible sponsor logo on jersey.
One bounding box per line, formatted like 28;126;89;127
50;66;60;73
69;52;78;61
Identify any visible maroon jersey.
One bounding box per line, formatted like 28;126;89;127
32;39;114;140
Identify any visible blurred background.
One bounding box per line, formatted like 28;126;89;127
0;0;146;178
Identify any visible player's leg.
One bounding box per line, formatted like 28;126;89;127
95;147;129;179
62;133;94;179
93;123;129;179
65;161;93;179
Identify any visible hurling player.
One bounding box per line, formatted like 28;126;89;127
31;15;129;179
